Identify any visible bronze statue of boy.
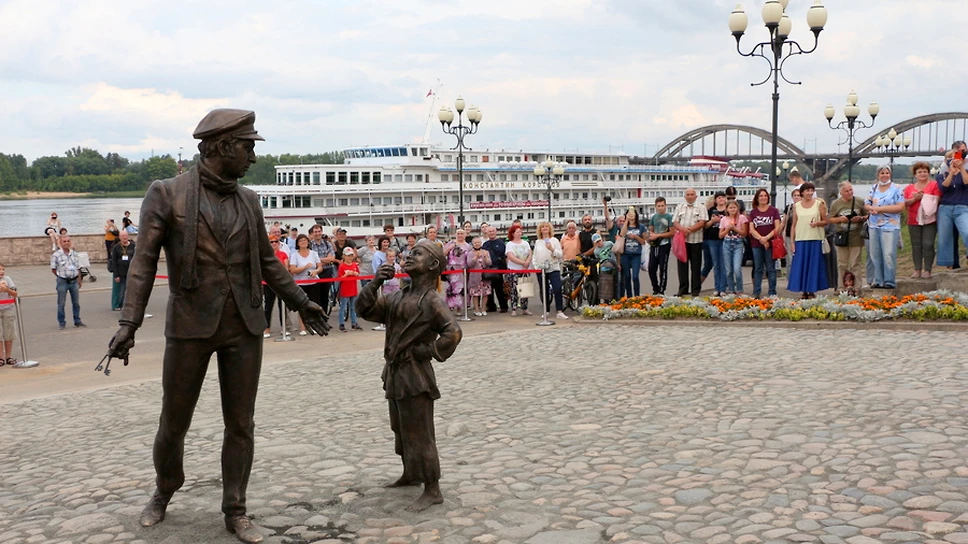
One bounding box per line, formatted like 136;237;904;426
357;239;462;511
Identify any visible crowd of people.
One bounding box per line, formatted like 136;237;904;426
17;139;968;347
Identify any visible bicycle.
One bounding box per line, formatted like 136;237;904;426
561;255;599;312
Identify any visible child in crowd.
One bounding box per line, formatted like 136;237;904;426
337;247;363;332
648;196;675;296
592;234;616;271
0;264;18;365
382;249;402;295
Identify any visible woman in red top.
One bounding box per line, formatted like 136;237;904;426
903;161;942;278
263;236;290;338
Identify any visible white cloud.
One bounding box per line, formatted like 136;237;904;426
0;0;964;161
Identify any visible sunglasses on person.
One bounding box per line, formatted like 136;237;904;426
270;240;279;244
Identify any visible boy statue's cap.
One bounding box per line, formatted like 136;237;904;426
591;233;602;242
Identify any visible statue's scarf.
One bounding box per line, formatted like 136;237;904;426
181;163;263;307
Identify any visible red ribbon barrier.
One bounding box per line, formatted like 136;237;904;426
153;268;543;285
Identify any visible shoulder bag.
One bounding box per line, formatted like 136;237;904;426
834;199;854;247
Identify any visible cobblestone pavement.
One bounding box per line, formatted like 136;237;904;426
2;325;968;544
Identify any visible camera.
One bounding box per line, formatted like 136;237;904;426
603;195;612;202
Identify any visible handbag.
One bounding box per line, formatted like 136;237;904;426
771;237;787;260
672;231;687;263
821;237;831;254
515;273;536;298
613;235;625;255
859;221;870;239
834;199;854;247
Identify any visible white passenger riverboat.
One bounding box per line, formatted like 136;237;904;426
252;145;768;237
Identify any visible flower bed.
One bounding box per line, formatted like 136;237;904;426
580;291;968;322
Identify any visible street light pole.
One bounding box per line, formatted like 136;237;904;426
439;96;482;227
824;91;878;189
776;160;791;209
729;0;828;206
533;160;566;227
873;127;912;168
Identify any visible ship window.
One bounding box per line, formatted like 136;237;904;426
510;174;518;181
488;194;496;201
465;195;472;203
373;172;381;184
476;195;484;202
553;193;560;200
326;172;335;185
493;214;501;221
499;174;507;181
394;174;403;182
527;212;534;219
444;155;453;162
481;156;489;162
295;172;302;185
363;220;371;227
415;174;423;182
362;172;371;184
582;192;588;199
404;196;413;204
471;215;478;222
361;198;369;205
383;197;393;204
326;199;334;206
338;198;348;206
441;174;449;181
609;174;615;181
420;148;428;157
337;172;347;184
592;192;598;199
428;195;437;204
405;174;413;182
538;212;545;219
398;217;404;226
288;172;294;185
470;156;478;162
394;197;402;204
312;172;320;185
350;172;359;184
399;147;407;156
350;198;360;205
352;220;361;227
559;211;566;218
477;174;485;181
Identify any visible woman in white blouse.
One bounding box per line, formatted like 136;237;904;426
532;221;568;319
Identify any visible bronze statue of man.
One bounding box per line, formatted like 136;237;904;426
107;109;329;544
357;240;462;512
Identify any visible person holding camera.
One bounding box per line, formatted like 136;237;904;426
937;141;968;269
828;181;868;289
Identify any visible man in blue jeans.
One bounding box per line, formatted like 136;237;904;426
50;235;85;329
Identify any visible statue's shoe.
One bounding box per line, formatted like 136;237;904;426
139;491;172;527
225;515;265;544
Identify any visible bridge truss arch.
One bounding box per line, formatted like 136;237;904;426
654;124;808;165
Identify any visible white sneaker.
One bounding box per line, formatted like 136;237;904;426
557;312;569;319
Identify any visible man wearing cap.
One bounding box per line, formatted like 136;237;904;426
107;108;328;544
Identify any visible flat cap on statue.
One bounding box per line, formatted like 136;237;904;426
192;109;265;141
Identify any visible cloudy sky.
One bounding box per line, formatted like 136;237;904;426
0;0;961;162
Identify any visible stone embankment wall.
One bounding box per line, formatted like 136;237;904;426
0;235;157;266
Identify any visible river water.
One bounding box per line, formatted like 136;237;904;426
0;198;143;237
0;185;879;239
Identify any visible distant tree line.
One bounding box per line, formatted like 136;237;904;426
0;147;344;194
730;160;928;183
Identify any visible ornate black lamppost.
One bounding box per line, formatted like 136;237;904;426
729;0;828;205
776;160;790;209
824;90;879;185
533;160;565;227
874;128;912;168
438;96;482;226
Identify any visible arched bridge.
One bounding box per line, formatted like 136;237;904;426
644;113;968;181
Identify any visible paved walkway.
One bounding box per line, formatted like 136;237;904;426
2;325;967;544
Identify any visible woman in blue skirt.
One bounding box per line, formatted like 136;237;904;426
787;183;829;299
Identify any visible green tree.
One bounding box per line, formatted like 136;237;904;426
142;156;178;182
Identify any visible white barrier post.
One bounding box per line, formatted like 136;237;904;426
12;298;39;368
274;295;293;342
455;268;474;322
536;268;555;326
